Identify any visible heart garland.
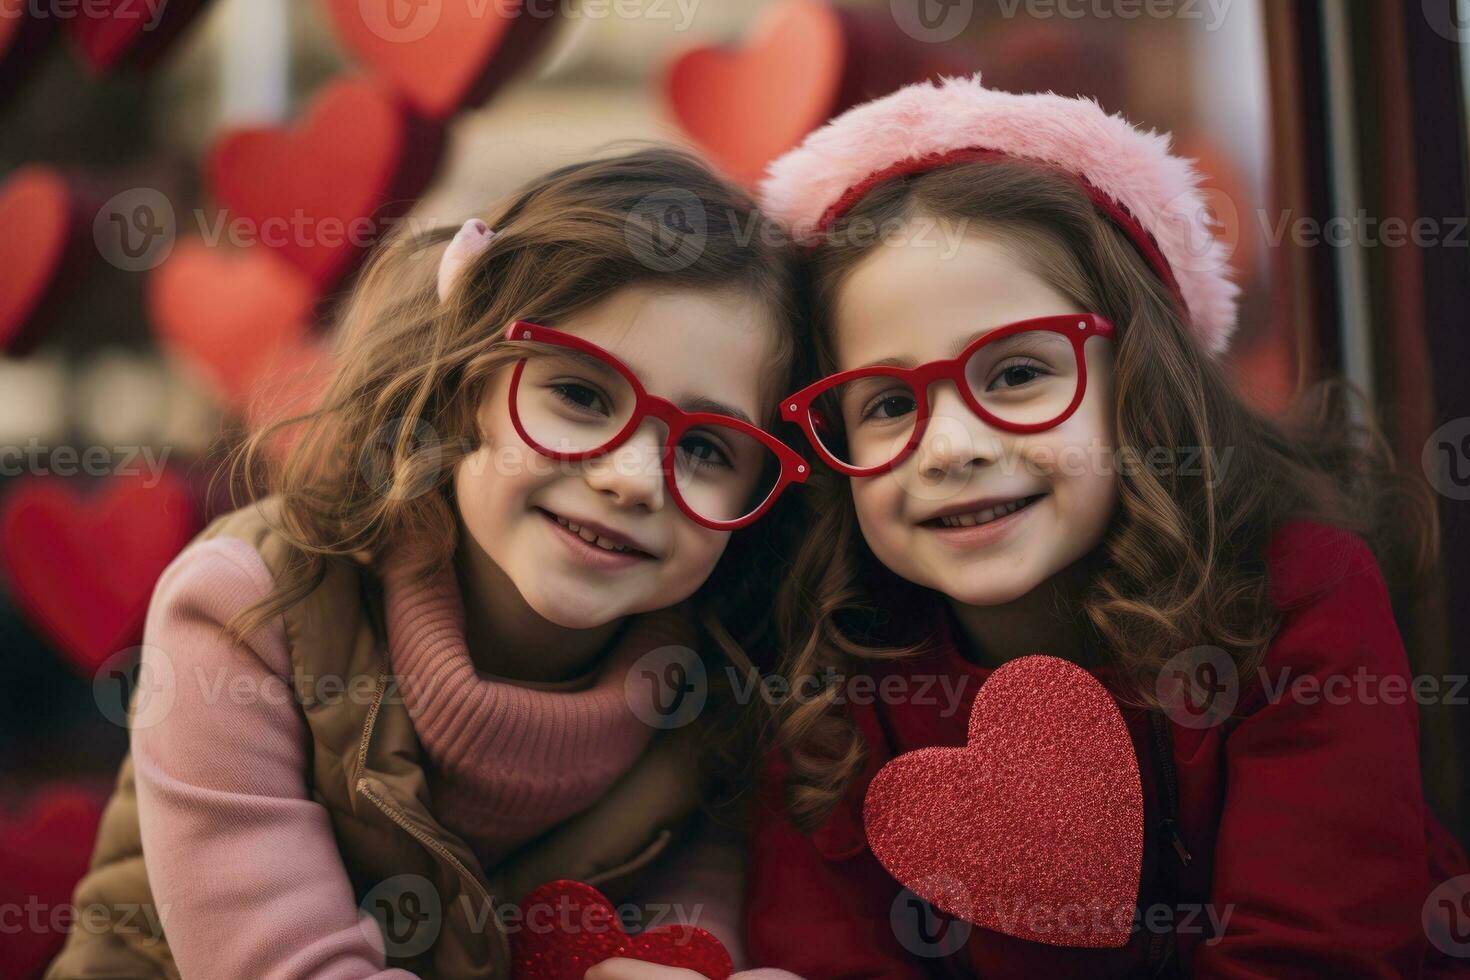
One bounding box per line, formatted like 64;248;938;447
0;784;105;980
0;469;201;677
511;879;733;980
862;655;1144;949
147;238;317;410
65;0;211;73
662;0;976;186
0;165;82;355
322;0;562;120
662;0;846;188
205;75;445;292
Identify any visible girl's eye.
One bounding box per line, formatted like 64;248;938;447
861;391;916;423
988;361;1047;391
678;431;733;470
549;380;610;416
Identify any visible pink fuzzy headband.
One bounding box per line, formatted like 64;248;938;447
758;74;1240;357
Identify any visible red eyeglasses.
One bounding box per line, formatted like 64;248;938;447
503;321;809;529
780;313;1116;477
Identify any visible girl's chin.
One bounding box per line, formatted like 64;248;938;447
934;570;1047;609
515;580;625;630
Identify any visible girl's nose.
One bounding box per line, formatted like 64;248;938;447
581;419;666;511
913;380;1005;479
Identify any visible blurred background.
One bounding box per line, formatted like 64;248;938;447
0;1;1467;974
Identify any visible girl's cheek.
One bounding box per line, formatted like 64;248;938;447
669;523;732;586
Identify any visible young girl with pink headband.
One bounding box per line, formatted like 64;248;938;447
742;74;1469;978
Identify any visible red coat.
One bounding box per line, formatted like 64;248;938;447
746;521;1470;978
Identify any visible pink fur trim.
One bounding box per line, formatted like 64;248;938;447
758;73;1240;356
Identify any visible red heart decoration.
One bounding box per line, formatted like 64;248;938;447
863;655;1143;949
511;879;733;980
0;166;73;353
323;0;560;120
663;0;847;187
206;76;444;291
65;0;209;73
148;239;316;409
0;470;200;677
0;785;105;980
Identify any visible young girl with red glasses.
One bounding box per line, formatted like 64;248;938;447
739;75;1470;978
45;149;809;980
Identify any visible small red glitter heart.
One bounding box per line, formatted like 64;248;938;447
511;879;733;980
863;655;1143;948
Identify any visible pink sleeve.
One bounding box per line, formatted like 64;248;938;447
130;537;420;980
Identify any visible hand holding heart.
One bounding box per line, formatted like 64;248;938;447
512;880;732;980
583;959;710;980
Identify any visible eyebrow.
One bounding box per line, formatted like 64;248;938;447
681;395;755;427
853;327;991;371
543;346;756;426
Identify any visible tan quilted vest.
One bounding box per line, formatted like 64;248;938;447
44;501;704;979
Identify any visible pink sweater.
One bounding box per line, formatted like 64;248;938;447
130;537;797;979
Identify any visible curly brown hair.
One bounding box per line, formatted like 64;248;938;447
771;158;1440;831
217;146;803;812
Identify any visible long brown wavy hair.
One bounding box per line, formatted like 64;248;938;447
772;158;1440;830
220;146;801;811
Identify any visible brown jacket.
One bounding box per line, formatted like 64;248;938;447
44;501;704;979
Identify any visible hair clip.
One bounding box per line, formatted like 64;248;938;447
437;218;497;303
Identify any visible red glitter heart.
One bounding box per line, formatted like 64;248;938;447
512;879;733;980
863;655;1143;948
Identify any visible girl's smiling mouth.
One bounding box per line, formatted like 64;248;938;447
535;506;659;568
918;493;1046;540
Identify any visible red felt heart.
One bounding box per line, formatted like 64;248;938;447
323;0;560;120
0;166;72;353
65;0;208;73
663;0;847;187
206;76;444;291
512;879;733;980
863;655;1143;949
148;238;316;409
0;785;105;980
0;470;200;677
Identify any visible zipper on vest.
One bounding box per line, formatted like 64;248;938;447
353;669;511;970
357;777;511;967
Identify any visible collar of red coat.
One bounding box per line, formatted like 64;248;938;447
791;517;1376;860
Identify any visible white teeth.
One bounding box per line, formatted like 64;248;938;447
937;497;1031;528
553;514;633;553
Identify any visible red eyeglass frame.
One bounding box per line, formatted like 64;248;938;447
779;312;1117;478
503;321;809;530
